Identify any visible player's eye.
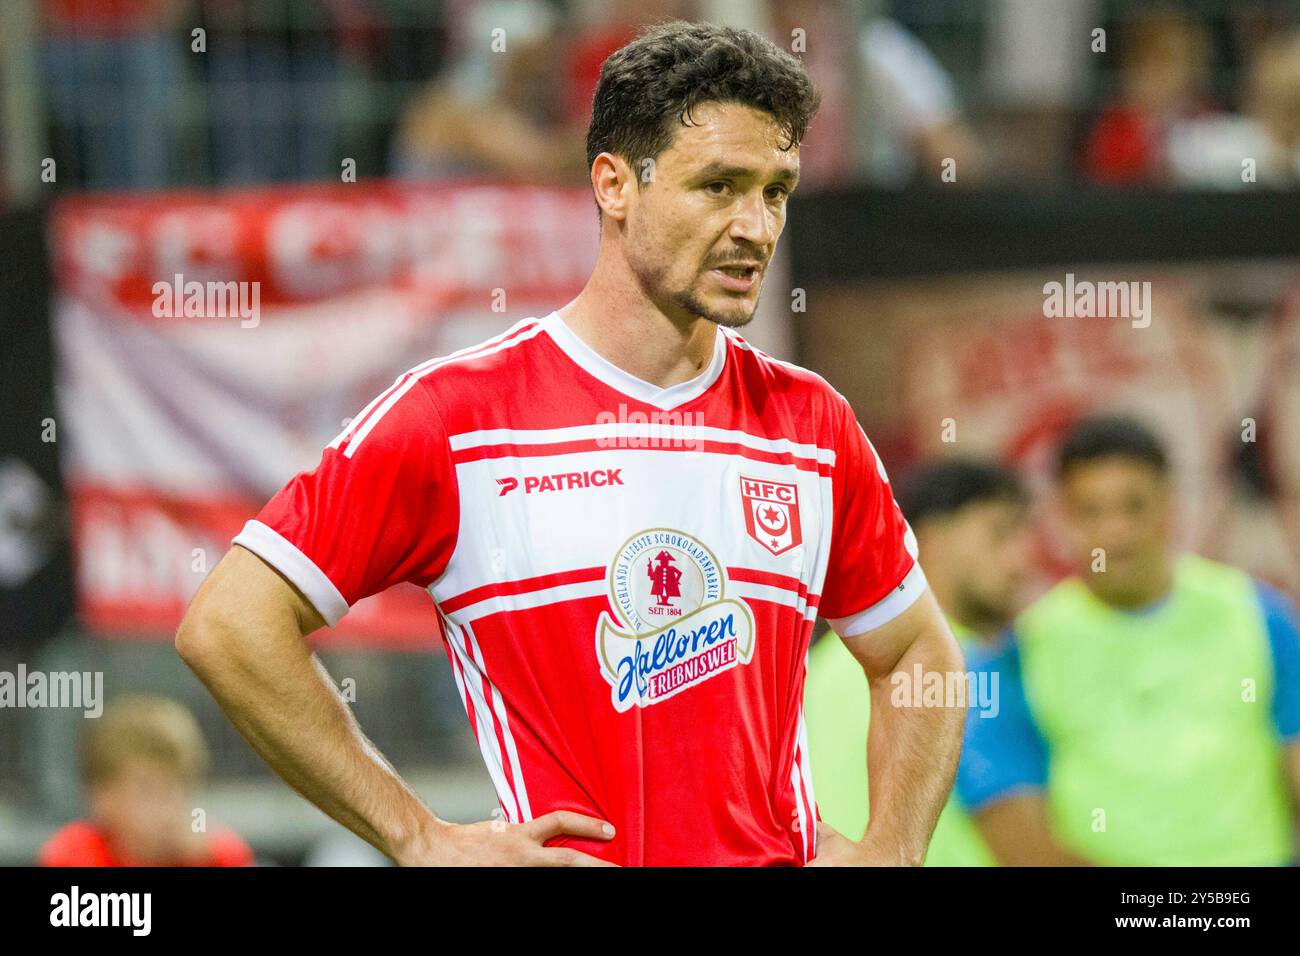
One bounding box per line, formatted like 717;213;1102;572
704;181;732;196
765;185;790;202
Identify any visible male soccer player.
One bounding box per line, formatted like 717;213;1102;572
805;459;1037;866
959;415;1300;865
177;21;965;867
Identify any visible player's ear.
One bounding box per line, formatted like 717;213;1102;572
591;152;634;223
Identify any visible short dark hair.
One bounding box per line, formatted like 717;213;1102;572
898;459;1029;529
1054;414;1169;479
585;21;821;172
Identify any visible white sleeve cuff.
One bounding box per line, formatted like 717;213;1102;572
827;561;928;639
232;519;350;626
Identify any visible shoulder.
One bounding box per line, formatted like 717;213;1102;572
1254;579;1299;618
40;821;114;867
720;329;856;446
1014;577;1085;642
1250;578;1300;655
332;316;551;455
1172;554;1268;619
1177;552;1250;587
207;828;255;867
722;328;843;402
413;315;554;404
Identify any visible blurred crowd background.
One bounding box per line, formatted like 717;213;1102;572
0;0;1298;201
1;0;1299;866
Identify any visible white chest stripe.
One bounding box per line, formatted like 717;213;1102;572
438;576;817;626
449;423;836;465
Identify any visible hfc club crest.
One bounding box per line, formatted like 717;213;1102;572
740;475;802;556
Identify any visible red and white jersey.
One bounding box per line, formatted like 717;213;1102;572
233;311;923;866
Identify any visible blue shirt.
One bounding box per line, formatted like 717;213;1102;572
956;581;1300;811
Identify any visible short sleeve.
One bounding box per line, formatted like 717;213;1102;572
956;634;1050;811
1257;582;1300;742
232;377;458;626
820;394;924;636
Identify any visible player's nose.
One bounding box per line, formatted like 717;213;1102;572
729;192;775;248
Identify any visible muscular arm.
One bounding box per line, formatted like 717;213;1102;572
810;588;966;865
176;545;614;866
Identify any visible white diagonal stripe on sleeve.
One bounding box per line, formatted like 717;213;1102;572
343;318;546;458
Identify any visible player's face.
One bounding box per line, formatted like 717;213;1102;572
937;499;1033;630
624;101;799;328
1058;457;1173;604
90;758;194;863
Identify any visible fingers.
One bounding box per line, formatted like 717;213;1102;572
524;810;616;844
535;847;620;867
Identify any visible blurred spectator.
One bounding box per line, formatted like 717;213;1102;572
40;0;186;189
1082;7;1217;185
198;0;371;185
393;0;587;184
761;0;859;189
858;17;986;186
805;459;1035;866
959;416;1300;865
40;695;253;866
1167;28;1300;188
562;0;690;129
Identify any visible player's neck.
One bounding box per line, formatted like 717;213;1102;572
559;257;718;391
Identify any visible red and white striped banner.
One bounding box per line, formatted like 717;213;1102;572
51;181;598;646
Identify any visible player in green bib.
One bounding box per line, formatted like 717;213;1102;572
805;460;1035;866
958;416;1300;865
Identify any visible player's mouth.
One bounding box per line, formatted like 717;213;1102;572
709;263;761;293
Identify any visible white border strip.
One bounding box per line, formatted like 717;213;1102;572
444;616;522;823
344;319;548;458
543;312;728;411
795;707;817;862
448;423;835;464
729;581;817;621
466;621;532;821
232;519;350;626
790;758;809;862
827;562;928;639
441;578;608;624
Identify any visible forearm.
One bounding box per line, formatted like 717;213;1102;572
177;566;443;862
975;795;1093;866
862;627;966;864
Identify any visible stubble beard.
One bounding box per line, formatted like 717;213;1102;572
627;239;761;329
670;283;760;329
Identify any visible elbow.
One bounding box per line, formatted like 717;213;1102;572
175;592;229;672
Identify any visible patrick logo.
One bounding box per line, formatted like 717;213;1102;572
596;529;755;712
740;475;802;556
